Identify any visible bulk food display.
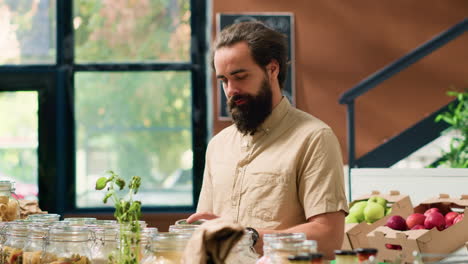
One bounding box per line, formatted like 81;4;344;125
3;177;468;263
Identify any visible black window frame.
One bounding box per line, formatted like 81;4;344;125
0;0;208;215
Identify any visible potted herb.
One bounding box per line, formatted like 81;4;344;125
95;171;142;264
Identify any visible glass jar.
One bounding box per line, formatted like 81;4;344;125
334;250;358;264
355;248;378;264
174;218;206;225
141;227;158;249
168;224;199;234
141;232;191;264
269;239;317;264
42;225;92;264
27;214;61;223
256;233;307;264
91;226;119;264
0;222;9;246
0;181;20;222
63;217;97;226
225;229;259;264
2;220;30;264
94;220;118;226
23;222;50;264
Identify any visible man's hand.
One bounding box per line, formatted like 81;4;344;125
186;212;219;223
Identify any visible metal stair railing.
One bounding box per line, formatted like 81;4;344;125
338;18;468;199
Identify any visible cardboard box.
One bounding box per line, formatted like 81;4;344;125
367;194;468;264
342;190;413;250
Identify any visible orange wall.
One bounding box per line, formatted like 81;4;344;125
211;0;468;163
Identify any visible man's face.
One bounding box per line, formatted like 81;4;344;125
228;77;272;135
214;42;273;135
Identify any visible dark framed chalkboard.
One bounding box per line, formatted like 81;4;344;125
216;13;295;120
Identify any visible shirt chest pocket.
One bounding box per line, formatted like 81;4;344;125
242;169;293;204
242;169;295;226
245;170;290;187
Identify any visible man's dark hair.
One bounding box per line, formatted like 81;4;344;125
213;21;289;89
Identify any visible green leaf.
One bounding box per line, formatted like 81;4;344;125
116;178;126;190
129;176;141;194
95;177;108;190
103;190;114;203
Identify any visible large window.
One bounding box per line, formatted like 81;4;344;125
0;0;207;213
0;92;38;200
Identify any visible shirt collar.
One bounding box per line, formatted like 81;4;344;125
251;96;290;138
260;96;290;133
239;97;291;145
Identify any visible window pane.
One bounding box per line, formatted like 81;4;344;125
0;92;38;199
75;72;193;208
0;0;56;65
74;0;191;63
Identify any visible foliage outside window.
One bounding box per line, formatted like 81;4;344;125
429;89;468;168
73;0;194;208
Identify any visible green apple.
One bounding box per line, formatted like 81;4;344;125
368;196;387;208
385;207;392;216
349;201;367;222
364;202;385;223
345;214;359;223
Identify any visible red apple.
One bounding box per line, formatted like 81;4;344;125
424;207;440;217
424;212;446;231
385;244;402;250
453;213;464;225
411;224;426;230
386;215;408;231
445;211;459;227
406;213;426;229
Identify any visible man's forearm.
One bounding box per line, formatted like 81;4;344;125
254;211;345;260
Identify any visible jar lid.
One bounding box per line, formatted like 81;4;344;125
270;238;307;251
0;180;13;191
263;232;306;243
288;253;324;261
28;213;61;222
288;253;312;261
355;248;378;254
334;250;357;255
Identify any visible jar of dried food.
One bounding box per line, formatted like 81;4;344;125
0;181;20;222
23;222;50;264
269;239;317;264
256;233;307;264
42;225;92;264
2;220;30;264
334;250;358;264
141;232;191;264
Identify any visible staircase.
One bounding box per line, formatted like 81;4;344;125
339;18;468;169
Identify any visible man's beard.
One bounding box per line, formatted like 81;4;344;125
227;78;273;135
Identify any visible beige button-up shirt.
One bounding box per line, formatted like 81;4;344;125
197;98;348;230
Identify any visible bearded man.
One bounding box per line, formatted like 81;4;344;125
187;21;348;259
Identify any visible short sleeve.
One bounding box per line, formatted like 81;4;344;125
298;128;349;219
